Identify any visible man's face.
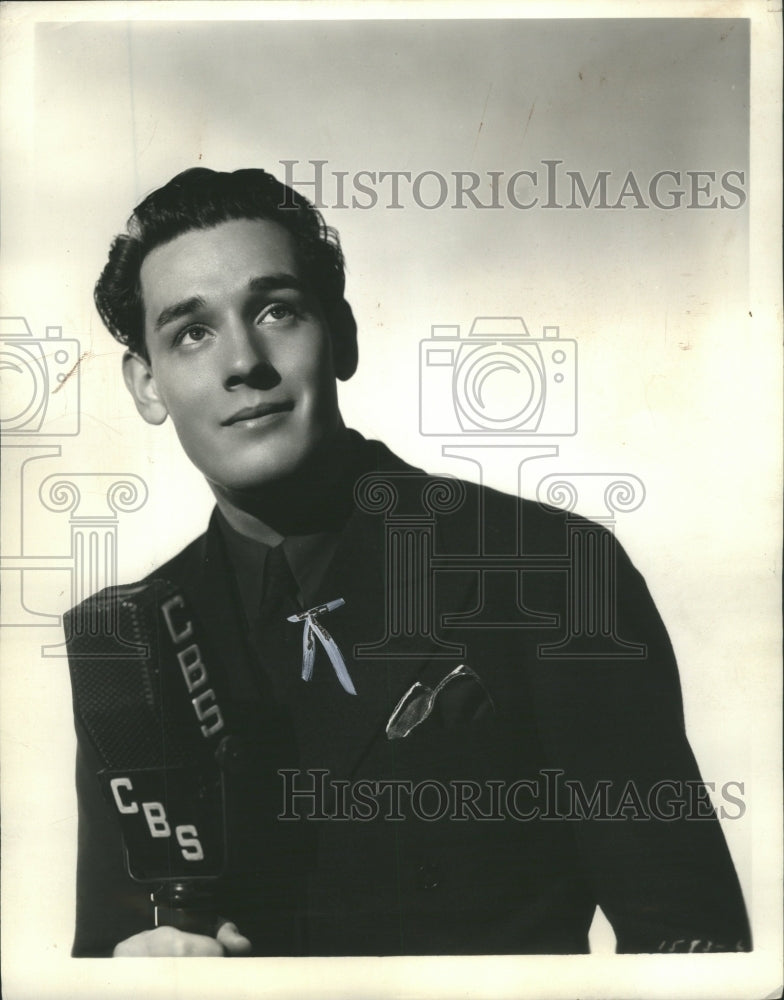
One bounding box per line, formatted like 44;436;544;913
129;218;352;495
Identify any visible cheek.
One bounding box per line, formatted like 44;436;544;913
286;340;336;400
155;361;212;411
159;384;211;446
303;366;339;416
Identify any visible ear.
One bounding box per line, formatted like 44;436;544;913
122;350;169;425
328;300;359;382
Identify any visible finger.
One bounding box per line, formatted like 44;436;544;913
114;926;225;957
216;921;252;956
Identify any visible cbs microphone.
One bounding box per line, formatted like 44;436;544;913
65;579;232;937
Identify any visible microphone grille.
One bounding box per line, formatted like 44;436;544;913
66;580;194;769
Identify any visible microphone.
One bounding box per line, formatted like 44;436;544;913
66;579;230;935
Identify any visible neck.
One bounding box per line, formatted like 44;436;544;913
211;427;357;540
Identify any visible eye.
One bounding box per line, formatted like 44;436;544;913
259;303;295;324
174;324;212;347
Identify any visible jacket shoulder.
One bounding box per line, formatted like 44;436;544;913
64;528;209;624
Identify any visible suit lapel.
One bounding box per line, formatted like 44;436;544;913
292;477;477;779
172;516;275;710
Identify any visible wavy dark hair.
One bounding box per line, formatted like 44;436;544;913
94;167;347;358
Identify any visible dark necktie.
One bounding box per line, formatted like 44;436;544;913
254;544;301;701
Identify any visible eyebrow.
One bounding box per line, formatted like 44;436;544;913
246;273;307;295
152;274;307;333
153;296;207;333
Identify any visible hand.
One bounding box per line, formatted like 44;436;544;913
113;921;252;957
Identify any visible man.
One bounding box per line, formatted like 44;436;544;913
66;167;751;957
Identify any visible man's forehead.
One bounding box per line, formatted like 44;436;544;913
140;218;302;308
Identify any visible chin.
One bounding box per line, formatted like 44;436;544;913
210;445;317;495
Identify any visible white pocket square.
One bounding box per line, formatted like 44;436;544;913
385;664;494;740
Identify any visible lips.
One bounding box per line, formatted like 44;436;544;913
222;401;294;426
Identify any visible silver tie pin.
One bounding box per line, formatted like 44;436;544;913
287;599;356;695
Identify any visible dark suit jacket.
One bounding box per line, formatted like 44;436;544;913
66;435;750;956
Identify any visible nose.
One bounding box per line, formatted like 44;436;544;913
222;317;280;391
